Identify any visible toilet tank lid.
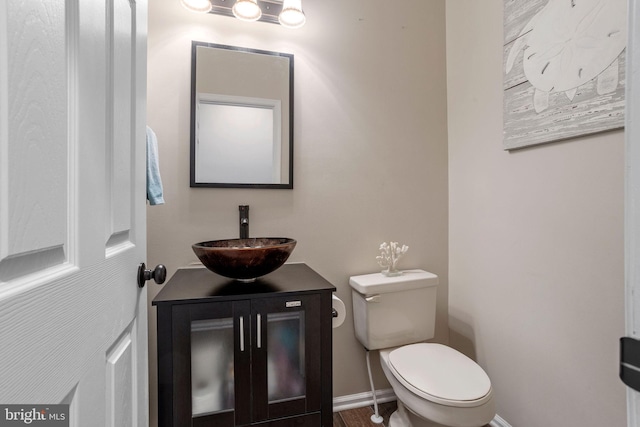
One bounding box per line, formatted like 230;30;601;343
349;269;438;295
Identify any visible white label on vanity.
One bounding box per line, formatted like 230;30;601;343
286;300;302;308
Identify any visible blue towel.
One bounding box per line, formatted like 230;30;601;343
146;126;165;205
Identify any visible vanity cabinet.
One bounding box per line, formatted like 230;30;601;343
153;263;335;427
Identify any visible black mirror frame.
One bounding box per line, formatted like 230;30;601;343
189;41;294;189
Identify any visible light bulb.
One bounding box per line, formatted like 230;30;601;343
181;0;212;13
279;0;305;28
232;0;262;21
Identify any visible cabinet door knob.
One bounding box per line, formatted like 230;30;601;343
137;263;167;288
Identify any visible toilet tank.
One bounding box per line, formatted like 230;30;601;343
349;270;438;350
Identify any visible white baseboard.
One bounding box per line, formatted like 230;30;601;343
489;414;512;427
333;389;512;427
333;389;397;412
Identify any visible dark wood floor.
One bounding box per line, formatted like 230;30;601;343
333;401;491;427
333;401;398;427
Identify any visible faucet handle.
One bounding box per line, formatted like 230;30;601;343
239;205;250;239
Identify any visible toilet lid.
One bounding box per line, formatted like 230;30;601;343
388;343;492;406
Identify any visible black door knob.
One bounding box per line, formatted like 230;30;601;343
137;263;167;288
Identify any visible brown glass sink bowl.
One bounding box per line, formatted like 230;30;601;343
192;238;297;282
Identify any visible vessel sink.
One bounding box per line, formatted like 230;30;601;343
192;238;297;281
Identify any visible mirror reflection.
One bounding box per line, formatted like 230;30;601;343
190;41;294;188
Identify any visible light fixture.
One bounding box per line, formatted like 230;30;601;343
232;0;262;22
278;0;305;28
183;0;306;28
181;0;213;13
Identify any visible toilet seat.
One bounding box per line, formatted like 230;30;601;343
387;343;492;408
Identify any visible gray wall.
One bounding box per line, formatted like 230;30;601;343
446;1;627;426
146;1;448;426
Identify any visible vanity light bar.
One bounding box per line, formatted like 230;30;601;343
181;0;305;28
210;0;282;24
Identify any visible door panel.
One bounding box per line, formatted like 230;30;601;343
0;0;71;282
0;1;148;426
106;324;138;427
107;0;134;246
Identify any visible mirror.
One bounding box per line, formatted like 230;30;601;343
190;41;294;189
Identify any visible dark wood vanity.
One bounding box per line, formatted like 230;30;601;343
153;263;335;427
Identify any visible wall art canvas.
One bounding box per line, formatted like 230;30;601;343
503;0;626;150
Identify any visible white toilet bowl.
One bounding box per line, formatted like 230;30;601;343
379;343;495;427
349;270;496;427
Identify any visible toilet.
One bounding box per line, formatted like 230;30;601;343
349;270;495;427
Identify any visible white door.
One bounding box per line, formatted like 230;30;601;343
628;0;640;425
0;0;148;426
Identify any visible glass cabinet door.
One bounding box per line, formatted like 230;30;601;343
173;301;251;427
252;295;321;422
267;311;306;403
191;318;235;416
171;294;322;427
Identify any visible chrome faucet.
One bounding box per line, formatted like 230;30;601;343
239;205;249;239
